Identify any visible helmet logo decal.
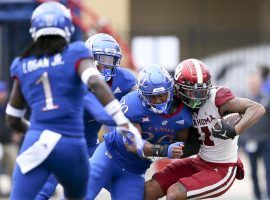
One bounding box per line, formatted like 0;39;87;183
137;72;147;87
44;14;55;26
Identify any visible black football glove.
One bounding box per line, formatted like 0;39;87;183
211;119;237;140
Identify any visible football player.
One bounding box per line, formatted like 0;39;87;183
5;2;141;200
35;33;137;200
83;33;137;155
86;65;193;200
144;58;265;200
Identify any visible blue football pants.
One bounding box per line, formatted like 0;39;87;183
86;142;145;200
10;129;89;200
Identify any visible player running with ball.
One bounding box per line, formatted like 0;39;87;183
144;58;265;200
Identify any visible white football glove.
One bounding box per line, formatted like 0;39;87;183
116;123;145;157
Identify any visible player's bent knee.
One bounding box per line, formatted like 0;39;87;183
144;179;164;200
166;182;187;200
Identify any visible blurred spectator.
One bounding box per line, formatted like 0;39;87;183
0;81;21;196
243;72;270;200
259;65;270;97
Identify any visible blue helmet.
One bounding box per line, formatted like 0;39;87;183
29;2;74;42
85;33;122;81
137;65;174;114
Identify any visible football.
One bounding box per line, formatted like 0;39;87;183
214;113;242;130
222;113;242;125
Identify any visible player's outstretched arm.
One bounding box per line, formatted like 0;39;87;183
121;123;184;158
78;59;130;125
6;79;29;134
83;95;116;126
140;141;184;159
78;59;144;150
78;59;116;107
178;128;201;158
219;97;265;135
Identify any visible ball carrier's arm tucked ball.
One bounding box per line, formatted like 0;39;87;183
212;113;242;140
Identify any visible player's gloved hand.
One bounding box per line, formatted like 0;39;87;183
116;123;146;157
211;119;237;140
166;142;184;159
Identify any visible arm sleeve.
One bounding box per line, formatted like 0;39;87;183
10;57;20;79
71;41;93;71
215;87;235;107
181;127;201;158
120;93;142;124
73;41;93;58
122;69;136;95
83;94;116;126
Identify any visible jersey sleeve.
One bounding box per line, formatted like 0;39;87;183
120;92;142;123
215;87;235;107
10;57;20;79
120;68;136;95
181;106;193;128
69;41;93;70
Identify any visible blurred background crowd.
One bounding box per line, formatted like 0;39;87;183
0;0;269;199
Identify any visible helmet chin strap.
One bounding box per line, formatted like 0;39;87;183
104;76;112;82
149;101;172;114
149;106;165;114
143;91;174;114
95;61;114;81
102;68;113;81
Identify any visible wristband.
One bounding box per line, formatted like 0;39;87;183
81;67;100;85
104;99;121;116
112;110;129;125
105;100;129;125
25;120;31;127
152;144;168;157
6;103;26;118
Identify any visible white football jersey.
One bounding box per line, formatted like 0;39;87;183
192;86;238;163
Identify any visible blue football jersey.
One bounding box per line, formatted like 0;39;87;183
104;91;193;174
10;41;91;136
83;67;136;148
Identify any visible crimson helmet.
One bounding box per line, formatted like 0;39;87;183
174;58;212;109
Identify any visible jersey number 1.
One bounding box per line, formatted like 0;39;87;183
199;126;215;146
36;72;59;111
